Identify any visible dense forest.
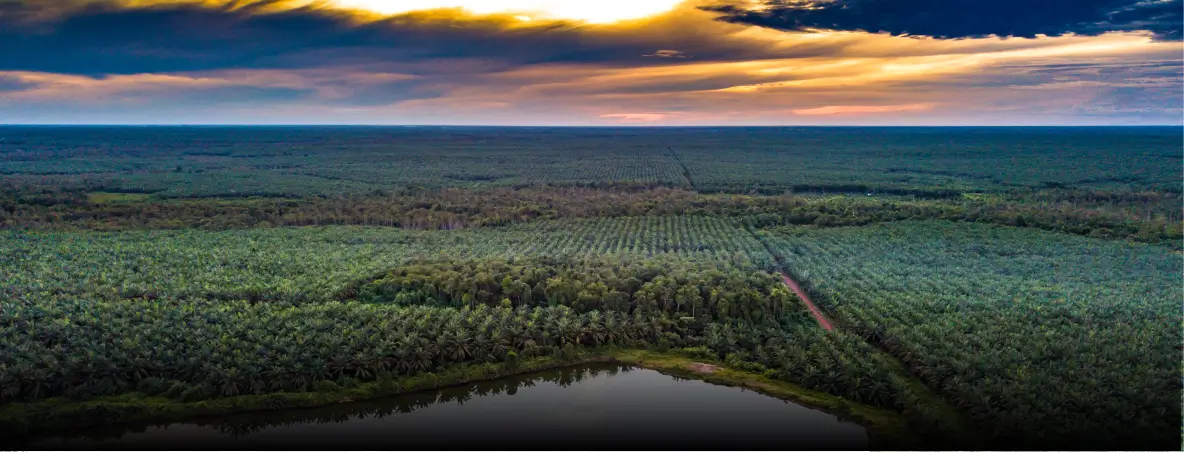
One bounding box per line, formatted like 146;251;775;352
1;126;1179;450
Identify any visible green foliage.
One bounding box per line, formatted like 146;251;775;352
0;128;690;197
1;297;676;404
762;221;1183;449
673;346;716;360
503;352;520;371
134;378;174;396
0;216;771;303
671;127;1181;194
85;192;154;205
2;127;1179;449
353;256;796;324
4;184;1177;246
2;127;1177;196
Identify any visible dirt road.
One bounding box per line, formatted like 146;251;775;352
778;271;834;331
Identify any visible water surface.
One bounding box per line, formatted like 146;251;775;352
30;364;869;450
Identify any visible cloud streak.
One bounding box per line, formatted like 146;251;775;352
0;0;1179;124
2;0;857;76
791;103;935;115
600;112;675;121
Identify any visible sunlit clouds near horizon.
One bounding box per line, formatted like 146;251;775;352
330;0;687;22
0;0;1180;124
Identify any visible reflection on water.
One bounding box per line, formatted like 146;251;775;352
28;364;869;450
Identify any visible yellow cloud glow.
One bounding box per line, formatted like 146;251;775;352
5;0;1179;126
330;0;685;22
791;103;936;116
600;112;671;121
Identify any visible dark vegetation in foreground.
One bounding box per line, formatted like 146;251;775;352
1;126;1180;450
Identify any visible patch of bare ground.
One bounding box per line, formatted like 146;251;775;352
685;362;719;374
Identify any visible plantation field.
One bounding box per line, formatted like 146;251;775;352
760;221;1182;449
1;126;1178;196
0;127;689;196
1;127;1180;450
0;217;768;303
5;217;1179;447
672;127;1182;194
4;219;947;444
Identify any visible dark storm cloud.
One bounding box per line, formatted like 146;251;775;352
0;0;853;76
1;0;561;75
704;0;1182;40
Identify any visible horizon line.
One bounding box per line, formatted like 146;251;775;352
1;124;1181;128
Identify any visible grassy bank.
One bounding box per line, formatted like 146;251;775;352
1;348;918;448
612;349;919;449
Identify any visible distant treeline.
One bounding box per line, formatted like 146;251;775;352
1;184;1178;247
1;184;1179;246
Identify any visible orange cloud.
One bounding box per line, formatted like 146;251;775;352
791;103;936;116
1;1;1179;124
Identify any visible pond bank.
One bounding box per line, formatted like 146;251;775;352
1;348;916;448
613;350;915;448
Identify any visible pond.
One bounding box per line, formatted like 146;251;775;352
28;364;870;450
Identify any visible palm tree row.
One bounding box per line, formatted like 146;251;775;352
4;290;926;422
1;217;774;304
350;256;797;324
761;220;1182;449
2;297;687;403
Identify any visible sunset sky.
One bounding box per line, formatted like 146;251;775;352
1;0;1180;125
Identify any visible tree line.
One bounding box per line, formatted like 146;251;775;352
1;184;1178;247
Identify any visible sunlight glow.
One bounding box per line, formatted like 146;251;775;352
330;0;684;22
791;103;936;116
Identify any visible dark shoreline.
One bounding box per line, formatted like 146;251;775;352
1;349;919;450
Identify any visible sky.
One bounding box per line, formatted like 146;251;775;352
0;0;1181;125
